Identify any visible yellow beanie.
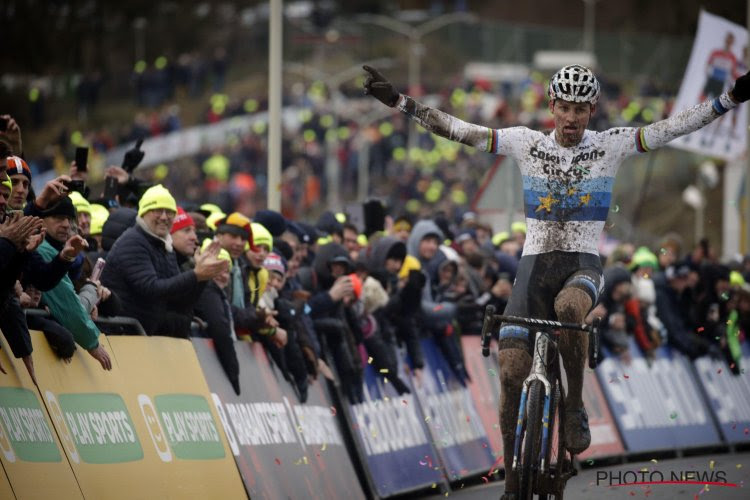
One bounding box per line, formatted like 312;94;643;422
398;254;422;279
206;211;226;230
89;204;110;235
201;238;232;270
0;177;11;193
68;191;91;215
250;222;273;250
492;231;510;247
511;221;527;234
138;184;176;217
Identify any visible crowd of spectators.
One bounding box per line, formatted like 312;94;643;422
2;110;749;403
26;68;677;225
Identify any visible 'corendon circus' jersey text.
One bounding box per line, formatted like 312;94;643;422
397;93;734;256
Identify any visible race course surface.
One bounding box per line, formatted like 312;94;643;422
424;451;750;499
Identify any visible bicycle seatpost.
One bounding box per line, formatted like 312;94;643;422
480;305;496;357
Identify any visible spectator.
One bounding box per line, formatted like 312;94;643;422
101;184;227;336
654;263;720;360
6;156;31;211
34;196;112;370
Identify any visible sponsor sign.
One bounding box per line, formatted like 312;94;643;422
193;339;365;500
349;353;444;497
692;344;750;444
0;336;82;499
597;339;721;452
414;339;495;477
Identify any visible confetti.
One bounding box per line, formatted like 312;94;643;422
670;412;678;419
710;460;715;470
466;416;471;423
611;204;620;213
574;165;590;175
651;459;658;464
623;374;630;379
481;476;489;484
431;483;437;488
297;425;304;432
383;377;389;384
384;396;390;402
275;458;282;465
330;406;337;416
433;305;444;312
321;443;327;451
737;464;743;469
419;460;428;466
372;430;378;438
445;493;449;497
303;456;308;465
402;399;408;405
488;368;497;376
659;248;668;255
717;368;723;374
425;416;431;423
745;428;749;435
482;443;488;448
379;368;389;374
367;356;373;364
587;459;594;465
720;292;730;301
730;363;736;369
493;424;499;429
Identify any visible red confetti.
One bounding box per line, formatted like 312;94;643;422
697;327;705;333
466;416;471;422
481;476;489;484
623;374;630;379
745;428;749;435
482;443;488;448
433;304;444;312
275;458;282;465
717;368;723;374
402;399;408;405
330;406;337;416
730;363;736;369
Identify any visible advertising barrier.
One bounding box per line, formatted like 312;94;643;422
692;343;750;445
27;331;244;499
577;367;626;460
415;339;495;478
597;338;721;452
349;350;444;497
0;335;82;500
192;339;365;500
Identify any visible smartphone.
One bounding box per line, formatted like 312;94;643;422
75;147;89;172
104;176;119;200
63;179;86;194
0;117;7;132
121;138;144;172
90;258;106;282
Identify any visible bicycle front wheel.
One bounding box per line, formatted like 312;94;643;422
519;380;544;500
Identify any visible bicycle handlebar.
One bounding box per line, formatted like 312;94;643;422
480;306;599;358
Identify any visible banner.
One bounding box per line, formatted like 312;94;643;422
27;331;244;499
193;339;365;500
349;350;444;497
670;10;748;160
0;335;82;500
577;367;626;460
461;337;503;456
109;336;246;498
414;339;495;478
597;338;721;452
693;343;750;444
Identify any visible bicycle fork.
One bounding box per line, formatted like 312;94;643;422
512;331;553;473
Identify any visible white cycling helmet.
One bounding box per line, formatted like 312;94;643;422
548;65;600;105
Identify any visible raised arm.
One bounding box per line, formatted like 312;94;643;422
363;65;492;151
638;72;750;152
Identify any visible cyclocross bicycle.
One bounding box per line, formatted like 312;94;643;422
480;305;600;500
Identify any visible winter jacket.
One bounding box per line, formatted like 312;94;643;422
36;239;101;350
101;220;204;336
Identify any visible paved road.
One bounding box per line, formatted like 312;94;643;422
424;452;750;499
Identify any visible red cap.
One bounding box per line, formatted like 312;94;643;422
170;207;195;234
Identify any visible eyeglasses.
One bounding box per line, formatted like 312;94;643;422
150;208;176;217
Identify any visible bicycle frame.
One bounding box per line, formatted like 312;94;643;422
512;330;554;474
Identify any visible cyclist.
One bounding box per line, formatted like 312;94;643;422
364;63;750;498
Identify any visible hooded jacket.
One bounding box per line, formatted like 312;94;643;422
406;220;456;330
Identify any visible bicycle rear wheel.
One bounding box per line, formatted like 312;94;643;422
519;380;544;500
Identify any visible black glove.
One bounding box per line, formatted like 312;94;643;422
363;65;400;107
731;71;750;103
121;138;145;172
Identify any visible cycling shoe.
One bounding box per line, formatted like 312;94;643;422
564;406;591;454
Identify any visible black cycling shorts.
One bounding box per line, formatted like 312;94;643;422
498;251;603;352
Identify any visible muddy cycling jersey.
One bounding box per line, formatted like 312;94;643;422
396;92;737;256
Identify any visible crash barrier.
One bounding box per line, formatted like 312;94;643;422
2;329;750;499
0;331;245;500
24;308;147;336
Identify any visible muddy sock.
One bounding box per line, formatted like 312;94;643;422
498;347;532;491
555;288;592;409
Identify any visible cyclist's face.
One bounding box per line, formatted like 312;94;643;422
550;99;594;147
